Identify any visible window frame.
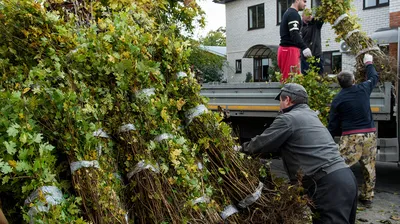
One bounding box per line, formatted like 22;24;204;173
363;0;389;10
235;59;242;74
248;3;265;30
276;0;291;25
322;51;342;74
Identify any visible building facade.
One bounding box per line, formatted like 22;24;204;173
214;0;395;83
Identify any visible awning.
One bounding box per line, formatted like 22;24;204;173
370;27;399;44
212;0;237;3
243;45;278;58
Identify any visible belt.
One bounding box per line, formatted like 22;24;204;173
302;169;328;189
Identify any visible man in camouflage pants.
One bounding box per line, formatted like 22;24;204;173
328;53;378;208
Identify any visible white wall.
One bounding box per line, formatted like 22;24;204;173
223;0;392;82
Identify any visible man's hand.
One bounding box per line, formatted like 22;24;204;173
302;48;312;58
363;53;373;65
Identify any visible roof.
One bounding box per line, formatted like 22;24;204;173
243;45;278;58
370;27;399;44
200;45;227;57
212;0;237;4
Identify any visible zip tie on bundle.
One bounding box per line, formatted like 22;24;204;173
197;162;203;170
192;196;210;205
185;104;208;125
177;71;188;79
119;124;136;133
24;186;64;223
136;88;155;99
344;29;360;40
356;46;380;58
220;204;239;220
154;133;174;142
237;182;264;209
70;160;100;174
333;13;348;27
93;129;110;138
127;160;160;180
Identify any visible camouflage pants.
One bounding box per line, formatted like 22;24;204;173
339;132;377;201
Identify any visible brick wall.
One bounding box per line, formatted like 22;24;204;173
390;11;400;28
390;0;400;13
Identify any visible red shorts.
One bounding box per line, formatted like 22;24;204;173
277;46;300;82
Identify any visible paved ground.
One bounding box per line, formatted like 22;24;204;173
269;160;400;224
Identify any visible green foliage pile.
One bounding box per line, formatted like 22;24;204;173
280;57;338;125
315;0;396;82
0;0;310;223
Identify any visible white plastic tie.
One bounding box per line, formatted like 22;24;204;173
185;105;208;125
237;182;264;209
220;204;239;220
127;160;160;180
25;186;64;223
119;124;136;133
333;13;348;27
177;71;188;79
136;88;155;99
192;196;210;205
197;162;203;170
154;133;174;142
356;46;380;58
70;160;100;174
93;129;109;138
345;29;360;40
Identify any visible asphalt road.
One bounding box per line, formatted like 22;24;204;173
269;159;400;224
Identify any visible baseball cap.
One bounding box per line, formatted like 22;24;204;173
274;83;308;100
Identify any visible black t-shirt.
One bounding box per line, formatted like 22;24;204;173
301;18;324;57
279;8;307;50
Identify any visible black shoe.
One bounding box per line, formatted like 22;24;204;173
359;199;372;208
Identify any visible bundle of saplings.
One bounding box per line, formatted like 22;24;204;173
315;0;396;81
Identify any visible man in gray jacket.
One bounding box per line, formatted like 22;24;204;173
241;83;357;224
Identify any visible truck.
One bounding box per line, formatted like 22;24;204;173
200;28;400;164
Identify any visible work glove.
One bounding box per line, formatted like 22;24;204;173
233;145;242;152
302;48;312;58
363;53;373;65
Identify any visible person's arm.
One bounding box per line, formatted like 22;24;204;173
242;115;292;155
288;12;308;50
328;100;341;137
360;54;379;95
312;17;324;29
0;209;8;224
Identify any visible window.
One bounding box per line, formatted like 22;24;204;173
364;0;389;9
235;60;242;73
248;4;265;30
323;51;342;74
253;58;270;82
277;0;290;25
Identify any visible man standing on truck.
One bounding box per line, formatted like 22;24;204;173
241;83;357;224
300;9;324;75
328;54;378;208
278;0;312;81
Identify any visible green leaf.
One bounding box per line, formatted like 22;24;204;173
4;141;17;155
16;161;31;172
33;133;43;144
0;161;13;174
6;123;20;137
39;143;55;156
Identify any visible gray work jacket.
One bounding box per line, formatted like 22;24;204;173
242;104;347;182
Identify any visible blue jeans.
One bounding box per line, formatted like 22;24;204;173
301;56;324;75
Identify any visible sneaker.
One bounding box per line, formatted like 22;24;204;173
359;199;372;208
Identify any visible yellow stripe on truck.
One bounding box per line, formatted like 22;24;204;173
208;105;381;112
207;105;280;111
